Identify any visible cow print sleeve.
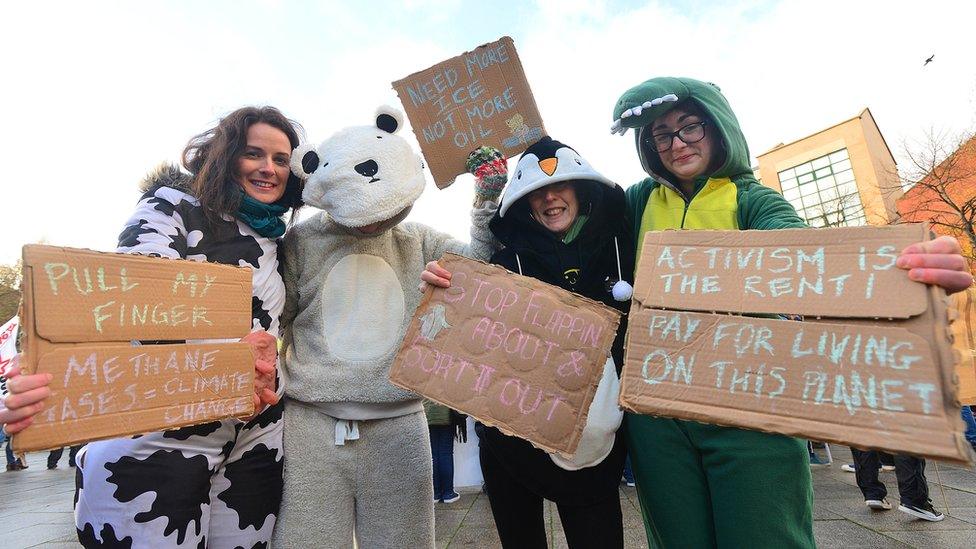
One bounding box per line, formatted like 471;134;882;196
116;186;196;258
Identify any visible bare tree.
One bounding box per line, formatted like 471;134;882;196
895;129;976;266
0;260;22;324
802;191;862;228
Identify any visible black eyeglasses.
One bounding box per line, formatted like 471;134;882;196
645;121;708;153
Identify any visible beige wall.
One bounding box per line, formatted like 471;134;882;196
756;109;902;226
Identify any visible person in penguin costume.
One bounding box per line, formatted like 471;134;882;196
274;106;498;548
423;136;635;549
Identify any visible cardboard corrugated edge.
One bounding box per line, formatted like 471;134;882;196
13;245;255;452
389;253;621;456
619;224;972;465
951;289;976;405
392;36;547;189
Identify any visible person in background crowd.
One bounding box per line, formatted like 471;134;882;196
1;426;27;471
608;75;974;547
47;444;82;469
425;399;467;504
841;451;896;473
850;449;944;521
962;405;976;452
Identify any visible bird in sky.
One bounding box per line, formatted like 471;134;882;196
924;54;934;66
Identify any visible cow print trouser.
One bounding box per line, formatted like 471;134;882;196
74;400;284;549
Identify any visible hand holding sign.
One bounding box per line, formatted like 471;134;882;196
1;356;53;435
897;235;974;293
241;330;280;419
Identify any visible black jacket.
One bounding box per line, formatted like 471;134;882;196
478;179;635;505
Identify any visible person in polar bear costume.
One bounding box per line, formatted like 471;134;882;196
273;106;497;547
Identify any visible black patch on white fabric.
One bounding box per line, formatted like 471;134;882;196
180;205;264;268
77;522;133;549
243;399;283;431
162;421;222;441
147;196;177;217
235;542;269;549
220;440;236;460
74;465;83;508
197;538;207;549
251;295;273;331
105;450;211;545
275;241;285;278
117;221;158;249
216;443;283;531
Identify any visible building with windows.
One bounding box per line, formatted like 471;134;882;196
756;108;902;228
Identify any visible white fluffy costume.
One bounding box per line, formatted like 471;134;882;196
273;107;495;547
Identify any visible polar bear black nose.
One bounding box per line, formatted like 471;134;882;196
355;159;379;178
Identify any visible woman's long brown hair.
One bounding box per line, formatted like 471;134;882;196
182;106;304;222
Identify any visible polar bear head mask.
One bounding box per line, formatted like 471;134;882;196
291;106;426;231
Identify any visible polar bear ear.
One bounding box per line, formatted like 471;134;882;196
375;105;404;134
290;142;322;180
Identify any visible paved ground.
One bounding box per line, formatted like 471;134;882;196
1;446;973;548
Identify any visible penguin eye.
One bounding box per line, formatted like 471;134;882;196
575;158;582;165
516;170;522;180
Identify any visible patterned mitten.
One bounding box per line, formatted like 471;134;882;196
466;146;507;207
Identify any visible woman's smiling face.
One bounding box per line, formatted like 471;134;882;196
650;107;718;186
527;181;579;237
235;122;292;204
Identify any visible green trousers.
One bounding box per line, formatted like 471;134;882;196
626;414;815;548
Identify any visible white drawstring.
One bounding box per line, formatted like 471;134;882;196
614;237;623;281
515;252;523;275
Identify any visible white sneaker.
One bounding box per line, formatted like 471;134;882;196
441;492;461;504
898;501;945;522
841;463;856;472
865;498;892;510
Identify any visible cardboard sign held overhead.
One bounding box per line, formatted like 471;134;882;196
14;245;256;452
621;225;972;464
390;254;620;455
393;36;546;188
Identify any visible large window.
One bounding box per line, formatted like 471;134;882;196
778;149;866;227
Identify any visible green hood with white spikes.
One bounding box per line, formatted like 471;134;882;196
612;76;753;189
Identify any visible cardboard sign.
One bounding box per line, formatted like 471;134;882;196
13;245;255;451
0;316;17;374
634;225;927;318
393;36;546;188
390;253;620;454
621;225;972;464
0;316;18;399
26;245;250;341
952;288;976;405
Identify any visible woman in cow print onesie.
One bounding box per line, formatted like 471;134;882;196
73;106;302;548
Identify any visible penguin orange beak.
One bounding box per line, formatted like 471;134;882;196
538;157;557;176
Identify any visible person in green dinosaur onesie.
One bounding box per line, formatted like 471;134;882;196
609;76;974;548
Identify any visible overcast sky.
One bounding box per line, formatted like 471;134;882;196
3;0;974;265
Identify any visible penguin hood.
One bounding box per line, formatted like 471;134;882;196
610;76;753;190
498;136;614;217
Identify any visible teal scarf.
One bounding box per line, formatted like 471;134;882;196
236;192;288;238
